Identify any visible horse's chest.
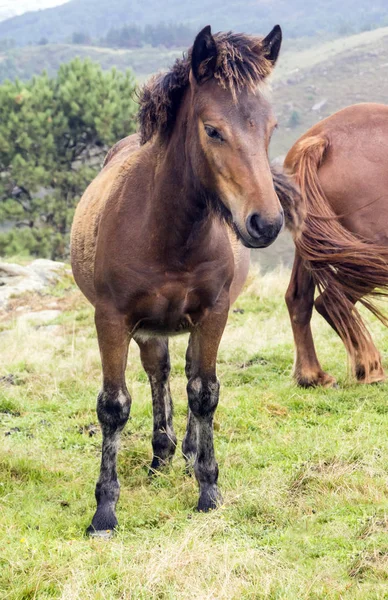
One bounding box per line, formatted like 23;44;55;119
133;269;227;337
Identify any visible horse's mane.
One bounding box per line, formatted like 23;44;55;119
138;32;273;145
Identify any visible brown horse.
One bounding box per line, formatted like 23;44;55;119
71;25;301;536
284;103;388;388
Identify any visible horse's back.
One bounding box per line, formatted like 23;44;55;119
286;103;388;243
71;134;141;304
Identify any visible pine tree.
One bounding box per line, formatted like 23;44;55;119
0;59;137;259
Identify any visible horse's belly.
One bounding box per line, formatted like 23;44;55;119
135;317;194;340
131;282;220;337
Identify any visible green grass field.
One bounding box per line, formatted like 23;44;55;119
1;266;388;599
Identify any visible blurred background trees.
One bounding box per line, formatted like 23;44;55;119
0;59;137;259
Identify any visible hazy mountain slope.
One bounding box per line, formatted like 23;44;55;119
2;25;387;161
0;0;387;45
271;26;388;157
0;43;180;82
0;0;68;22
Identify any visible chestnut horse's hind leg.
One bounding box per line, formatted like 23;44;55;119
187;302;228;512
87;304;131;537
314;292;385;384
135;337;177;472
285;252;337;388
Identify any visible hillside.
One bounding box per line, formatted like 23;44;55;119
271;26;388;157
2;262;388;597
0;0;387;46
1;25;387;160
0;1;68;23
0;43;181;82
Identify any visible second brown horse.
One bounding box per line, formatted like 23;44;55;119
71;25;301;535
285;103;388;388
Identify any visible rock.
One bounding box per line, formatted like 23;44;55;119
0;263;29;278
28;259;65;284
0;259;65;309
312;99;327;112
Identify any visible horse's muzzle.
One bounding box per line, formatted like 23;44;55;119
238;210;284;248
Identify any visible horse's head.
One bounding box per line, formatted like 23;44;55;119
187;26;283;248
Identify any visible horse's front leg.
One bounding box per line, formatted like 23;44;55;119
187;300;229;512
182;336;197;469
87;303;131;537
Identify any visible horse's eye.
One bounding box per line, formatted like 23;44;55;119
204;125;223;142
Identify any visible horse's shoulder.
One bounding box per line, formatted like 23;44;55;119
103;133;141;167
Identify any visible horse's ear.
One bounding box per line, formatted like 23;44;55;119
262;25;282;66
191;25;218;83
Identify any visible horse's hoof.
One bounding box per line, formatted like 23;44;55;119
197;486;222;512
148;456;161;476
355;360;385;385
148;455;173;476
357;374;386;385
86;508;117;536
86;526;114;539
296;371;337;388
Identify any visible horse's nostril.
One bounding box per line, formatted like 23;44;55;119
245;212;283;241
246;213;259;238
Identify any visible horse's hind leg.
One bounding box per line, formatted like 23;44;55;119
87;304;131;536
187;302;228;512
314;292;385;384
285;252;337;387
182;336;197;469
136;337;177;472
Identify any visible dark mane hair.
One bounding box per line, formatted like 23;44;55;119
138;32;273;145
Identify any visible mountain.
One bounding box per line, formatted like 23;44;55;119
0;0;387;46
1;24;387;162
0;0;68;23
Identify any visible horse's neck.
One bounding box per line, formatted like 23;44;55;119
151;125;211;256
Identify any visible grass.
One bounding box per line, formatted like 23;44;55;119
1;265;388;598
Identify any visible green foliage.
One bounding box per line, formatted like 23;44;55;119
0;59;137;259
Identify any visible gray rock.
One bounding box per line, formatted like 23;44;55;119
312;99;327;112
0;259;65;309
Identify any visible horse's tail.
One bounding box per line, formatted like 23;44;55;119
271;164;305;236
286;134;388;378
